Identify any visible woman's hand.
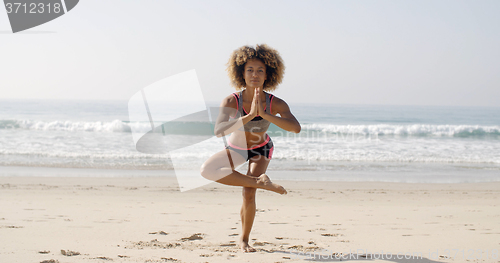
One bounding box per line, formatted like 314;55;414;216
248;88;259;117
249;87;265;117
256;88;265;116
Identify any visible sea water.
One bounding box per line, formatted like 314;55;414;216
0;99;499;183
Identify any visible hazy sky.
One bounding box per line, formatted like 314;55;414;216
1;0;499;107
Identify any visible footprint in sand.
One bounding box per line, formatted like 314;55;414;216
180;233;204;241
3;225;23;229
95;256;112;260
149;231;168;235
40;260;59;263
61;250;80;256
161;257;178;261
220;243;236;247
288;245;303;250
253;241;273;246
129;239;181;249
321;233;341;237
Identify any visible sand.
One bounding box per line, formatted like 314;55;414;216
0;174;499;263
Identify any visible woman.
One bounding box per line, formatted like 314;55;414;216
200;44;301;252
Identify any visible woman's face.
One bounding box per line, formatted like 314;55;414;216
243;58;267;89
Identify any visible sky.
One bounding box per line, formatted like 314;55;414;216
1;0;499;107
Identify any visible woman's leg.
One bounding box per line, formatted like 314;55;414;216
200;149;286;194
240;154;271;252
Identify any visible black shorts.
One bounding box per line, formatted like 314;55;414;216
225;135;274;161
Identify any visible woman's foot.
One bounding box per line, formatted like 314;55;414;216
240;239;256;252
256;174;287;195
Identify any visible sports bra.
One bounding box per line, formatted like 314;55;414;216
231;91;274;133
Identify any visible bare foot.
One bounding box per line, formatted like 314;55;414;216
240;240;256;252
256;174;287;195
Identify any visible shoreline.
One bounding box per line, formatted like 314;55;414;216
1;165;500;184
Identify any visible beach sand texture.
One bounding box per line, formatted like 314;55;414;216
1;176;499;263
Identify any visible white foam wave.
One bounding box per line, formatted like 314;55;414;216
302;124;500;137
3;120;500;137
0;119;156;133
271;154;500;164
1;147;499;165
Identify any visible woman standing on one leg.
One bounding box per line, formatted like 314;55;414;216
200;44;301;252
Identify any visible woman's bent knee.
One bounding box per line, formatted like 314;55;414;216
200;162;229;181
200;163;215;180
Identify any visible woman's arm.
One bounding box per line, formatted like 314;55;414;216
261;97;301;133
213;94;258;137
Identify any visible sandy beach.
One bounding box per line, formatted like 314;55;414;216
1;171;499;263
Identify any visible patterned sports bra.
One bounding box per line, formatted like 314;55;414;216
232;91;275;133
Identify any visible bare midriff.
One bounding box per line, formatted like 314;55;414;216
229;130;268;149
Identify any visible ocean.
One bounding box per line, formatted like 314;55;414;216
1;99;499;183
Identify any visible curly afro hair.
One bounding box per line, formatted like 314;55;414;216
226;44;285;91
